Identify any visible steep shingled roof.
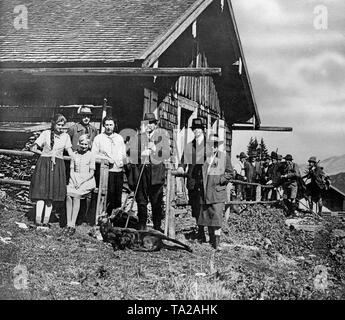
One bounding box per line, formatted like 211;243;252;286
0;0;202;63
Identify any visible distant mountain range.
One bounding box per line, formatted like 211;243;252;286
319;154;345;176
299;154;345;176
329;172;345;194
298;154;345;194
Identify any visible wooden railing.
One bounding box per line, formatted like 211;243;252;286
0;148;109;226
0;148;278;239
0;148;178;237
171;171;277;204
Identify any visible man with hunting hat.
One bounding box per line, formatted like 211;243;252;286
127;113;170;231
67;105;98;151
304;156;330;214
280;154;300;216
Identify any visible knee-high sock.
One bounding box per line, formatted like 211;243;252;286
66;196;73;227
43;203;53;224
71;198;81;228
36;200;44;224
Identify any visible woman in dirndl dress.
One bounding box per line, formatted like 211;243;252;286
29;114;74;227
66;134;96;234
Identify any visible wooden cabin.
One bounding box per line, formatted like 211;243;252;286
323;186;345;213
0;0;264;157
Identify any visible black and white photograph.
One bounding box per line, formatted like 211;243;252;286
0;0;345;304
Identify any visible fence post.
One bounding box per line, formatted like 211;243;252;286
95;159;109;225
168;171;176;239
165;166;176;238
256;184;261;202
165;168;171;236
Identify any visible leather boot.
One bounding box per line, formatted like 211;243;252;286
197;225;206;243
214;235;221;250
208;226;215;247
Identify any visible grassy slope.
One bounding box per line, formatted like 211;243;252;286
1;194;345;300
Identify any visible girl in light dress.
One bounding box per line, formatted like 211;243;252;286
29;114;74;228
66;134;96;234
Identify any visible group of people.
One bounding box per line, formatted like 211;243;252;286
28;109;234;251
28;106;330;250
233;149;330;215
29;107;168;235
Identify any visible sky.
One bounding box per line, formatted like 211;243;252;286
230;0;345;164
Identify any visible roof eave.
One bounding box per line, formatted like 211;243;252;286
226;0;260;126
139;0;213;67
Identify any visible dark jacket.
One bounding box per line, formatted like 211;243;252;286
306;165;328;189
268;162;282;186
244;160;261;183
181;138;207;191
67;122;98;151
280;161;300;186
126;128;170;188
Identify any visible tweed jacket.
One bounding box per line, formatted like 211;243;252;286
201;151;233;204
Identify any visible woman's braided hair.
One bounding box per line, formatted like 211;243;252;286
50;113;67;149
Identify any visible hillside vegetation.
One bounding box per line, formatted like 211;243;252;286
1;188;345;300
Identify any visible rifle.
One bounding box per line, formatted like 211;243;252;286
301;160;320;179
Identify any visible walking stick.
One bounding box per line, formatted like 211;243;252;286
297;197;323;221
124;157;147;228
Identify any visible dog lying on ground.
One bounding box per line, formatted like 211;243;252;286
110;207;139;229
98;214;192;253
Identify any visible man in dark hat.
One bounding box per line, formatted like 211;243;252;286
244;150;261;200
280;154;300;216
178;117;208;242
234;152;247;200
128;113;170;231
266;151;281;200
304;156;330;214
67;105;98;151
259;154;271;200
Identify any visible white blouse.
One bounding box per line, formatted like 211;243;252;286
34;130;72;159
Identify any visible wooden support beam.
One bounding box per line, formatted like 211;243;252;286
168;169;176;239
255;185;261;202
0;67;222;77
171;172;274;189
0;122;51;133
0;149;106;164
0;179;30;186
226;200;279;205
232;125;293;132
95;160;109;225
165;167;176;238
321;211;345;216
165;169;171;236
